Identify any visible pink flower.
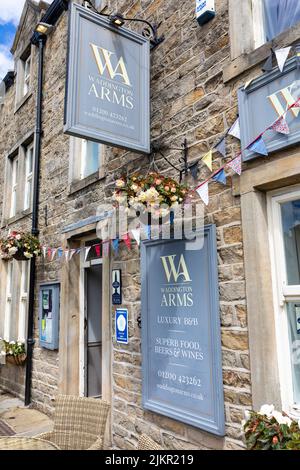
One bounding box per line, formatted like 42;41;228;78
164;186;170;191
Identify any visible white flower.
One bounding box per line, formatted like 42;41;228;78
272;410;292;427
8;247;18;255
171;195;178;202
116;179;125;188
16;234;21;240
259;404;275;418
244;409;251;421
131;184;139;192
24;252;33;259
1;351;6;356
9;341;15;345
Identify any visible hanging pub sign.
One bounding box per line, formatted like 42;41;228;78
64;3;150;154
141;226;225;435
238;57;300;161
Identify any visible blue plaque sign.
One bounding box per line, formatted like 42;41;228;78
141;226;225;435
238;57;300;161
64;3;150;154
116;308;128;344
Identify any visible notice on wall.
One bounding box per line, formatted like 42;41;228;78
141;227;225;435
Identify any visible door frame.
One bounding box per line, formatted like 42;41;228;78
79;235;111;407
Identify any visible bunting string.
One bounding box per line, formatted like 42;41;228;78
194;96;300;192
40;95;300;260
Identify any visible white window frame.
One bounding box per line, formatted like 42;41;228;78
252;0;266;50
268;184;300;417
80;139;101;180
23;54;31;97
69;137;103;184
18;261;29;343
24;142;33;211
10;156;19;218
4;261;13;341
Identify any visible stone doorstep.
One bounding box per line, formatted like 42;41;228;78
0;393;53;437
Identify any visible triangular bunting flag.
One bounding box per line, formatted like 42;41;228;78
84;246;92;261
95;244;101;257
270;117;290;135
57;248;63;259
275;47;291;73
247;136;268;156
69;249;76;260
216;138;226;158
131;228;141;246
292;98;300;108
51;249;57;261
112;239;119;254
42;246;47;258
228;118;240;140
65;250;70;262
227;155;242;176
213;169;227;185
102;242;110;257
47;248;52;260
262;50;273;72
202;150;212;171
244;79;253;90
189;162;199;180
196;182;209;205
122;233;131;250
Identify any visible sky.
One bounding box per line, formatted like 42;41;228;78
0;0;52;79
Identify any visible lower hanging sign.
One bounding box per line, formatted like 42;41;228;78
141;226;225;435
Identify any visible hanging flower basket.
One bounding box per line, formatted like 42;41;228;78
0;231;41;261
112;172;189;221
6;354;27;366
1;340;27;366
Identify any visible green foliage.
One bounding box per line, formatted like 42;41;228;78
0;338;26;356
244;409;300;450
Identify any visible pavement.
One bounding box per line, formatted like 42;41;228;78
0;391;53;437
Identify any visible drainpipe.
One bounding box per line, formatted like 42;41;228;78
24;35;46;407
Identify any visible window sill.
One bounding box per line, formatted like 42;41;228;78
1;208;32;228
223;23;300;83
68;168;106;195
14;90;32;113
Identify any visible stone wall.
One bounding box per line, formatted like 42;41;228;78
0;0;268;447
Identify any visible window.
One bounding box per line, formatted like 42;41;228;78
10;156;18;218
18;261;29;342
23;55;31;96
2;260;29;343
15;47;32;105
262;0;300;42
268;186;300;415
253;0;300;48
3;137;35;223
4;261;13;341
69;137;103;185
24;143;33;211
80;140;101;180
229;0;300;62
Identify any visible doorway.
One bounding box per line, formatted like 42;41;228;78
82;239;103;398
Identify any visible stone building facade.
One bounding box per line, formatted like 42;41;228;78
0;0;300;450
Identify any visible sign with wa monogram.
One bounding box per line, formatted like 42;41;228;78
141;226;225;435
238;57;300;161
64;3;150;153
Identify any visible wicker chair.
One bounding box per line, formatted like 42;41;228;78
138;434;163;450
36;395;110;450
